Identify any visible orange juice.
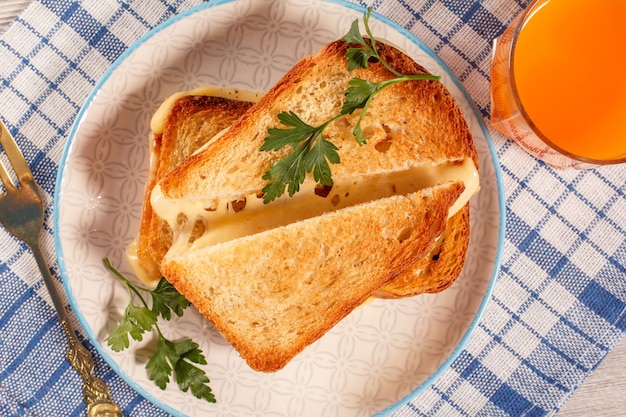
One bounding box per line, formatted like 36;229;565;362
512;0;626;161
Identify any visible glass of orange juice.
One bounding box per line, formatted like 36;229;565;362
491;0;626;169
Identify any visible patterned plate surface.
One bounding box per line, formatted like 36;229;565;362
54;1;505;416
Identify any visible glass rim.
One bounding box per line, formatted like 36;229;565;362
509;0;626;166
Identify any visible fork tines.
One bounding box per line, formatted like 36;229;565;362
0;120;34;191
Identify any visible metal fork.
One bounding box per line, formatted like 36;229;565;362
0;120;123;417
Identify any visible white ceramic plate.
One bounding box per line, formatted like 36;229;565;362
53;1;505;416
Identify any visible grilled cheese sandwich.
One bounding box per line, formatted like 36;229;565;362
129;38;480;372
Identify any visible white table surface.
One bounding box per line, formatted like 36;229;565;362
558;337;626;416
1;1;623;416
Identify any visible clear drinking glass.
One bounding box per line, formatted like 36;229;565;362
490;0;626;169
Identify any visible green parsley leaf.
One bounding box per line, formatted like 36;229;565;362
345;47;377;71
107;302;157;352
262;141;311;202
341;77;381;115
103;259;216;403
174;340;215;403
147;337;175;389
306;134;340;186
147;337;215;402
261;111;316;151
261;112;340;203
176;360;215;403
352;119;367;145
341;17;368;48
342;11;380;71
151;278;190;320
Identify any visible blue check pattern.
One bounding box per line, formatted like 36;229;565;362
1;1;625;416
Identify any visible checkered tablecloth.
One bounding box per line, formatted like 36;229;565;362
1;1;625;416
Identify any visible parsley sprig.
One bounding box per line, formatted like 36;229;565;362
260;8;440;204
260;111;341;202
103;258;216;403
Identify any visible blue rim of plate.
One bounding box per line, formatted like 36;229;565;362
53;1;506;416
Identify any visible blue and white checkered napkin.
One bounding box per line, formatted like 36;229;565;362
1;1;625;416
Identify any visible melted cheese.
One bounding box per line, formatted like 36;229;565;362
151;158;479;256
125;240;160;287
134;84;481;283
128;86;263;284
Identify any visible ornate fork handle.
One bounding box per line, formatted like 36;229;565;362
1;120;122;415
29;237;123;417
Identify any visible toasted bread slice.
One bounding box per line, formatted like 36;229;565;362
130;94;254;284
376;202;470;298
157;40;478;202
161;181;465;372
